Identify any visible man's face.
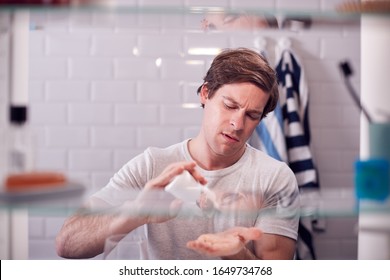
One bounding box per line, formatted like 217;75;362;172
199;82;269;159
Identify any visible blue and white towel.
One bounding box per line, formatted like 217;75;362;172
275;46;319;189
250;45;318;189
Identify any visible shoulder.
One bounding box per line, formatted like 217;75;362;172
245;144;297;186
140;140;189;175
245;144;290;171
145;140;187;158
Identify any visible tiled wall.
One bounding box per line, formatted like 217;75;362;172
1;0;360;259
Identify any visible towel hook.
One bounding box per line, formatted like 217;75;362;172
278;37;292;50
254;36;267;53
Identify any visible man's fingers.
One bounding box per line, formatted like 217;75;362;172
169;199;183;217
236;227;262;242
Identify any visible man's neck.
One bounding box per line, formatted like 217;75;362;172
187;136;245;171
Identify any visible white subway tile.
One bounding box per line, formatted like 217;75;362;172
47;33;91;56
313;128;360;149
29;81;45;102
315;150;342;172
161;105;202;125
137;126;182;148
92;33;137;56
114;14;138;30
183;126;201;139
29;32;45;57
341;150;359;172
115;58;160;80
304;60;343;82
161;58;205;80
184;13;205;30
315;217;358;238
92;81;137;102
0;102;6;127
184;34;229;56
138;14;164;29
34;148;67;170
30;58;68;80
0;66;6;82
291;36;321;59
44;217;67;238
309;82;355;105
114;104;159;125
313;238;343;259
28;217;44;238
69;58;113;79
319;171;354;189
186;0;229;7
138;34;183;56
0;36;8;58
46;81;90;102
276;0;320;9
231;0;275;9
115;0;138;5
68;13;93;31
183;82;201;103
47;127;89;148
137;81;182;103
29;239;62;260
309;105;343;127
31;126;46;148
342;106;360;127
69;103;113;125
340;238;358;259
321;37;360;60
30;104;67;125
43;12;70;32
0;79;5;102
139;0;183;6
69;149;112;171
162;14;188;29
230;33;261;50
91;126;136;148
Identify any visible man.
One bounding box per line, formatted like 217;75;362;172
56;48;299;260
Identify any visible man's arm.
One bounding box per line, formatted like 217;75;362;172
56;161;206;259
222;233;296;260
187;228;296;260
252;233;296;260
55;197;145;259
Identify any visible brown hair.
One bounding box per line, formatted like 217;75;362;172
197;48;279;119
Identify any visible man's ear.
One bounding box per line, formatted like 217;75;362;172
199;84;209;105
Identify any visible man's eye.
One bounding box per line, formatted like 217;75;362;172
224;103;235;109
248;114;261;120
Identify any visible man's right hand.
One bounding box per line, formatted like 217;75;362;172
133;161;207;224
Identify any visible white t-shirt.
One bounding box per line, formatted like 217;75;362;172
92;139;300;259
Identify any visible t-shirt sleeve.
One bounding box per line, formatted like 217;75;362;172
90;149;154;206
255;163;300;240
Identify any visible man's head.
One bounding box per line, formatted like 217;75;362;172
197;47;278;119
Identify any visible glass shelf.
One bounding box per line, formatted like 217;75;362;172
1;186;389;219
0;3;373;32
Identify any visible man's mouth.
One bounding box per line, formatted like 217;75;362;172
222;133;239;142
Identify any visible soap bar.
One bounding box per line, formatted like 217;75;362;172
165;171;202;203
5;172;67;192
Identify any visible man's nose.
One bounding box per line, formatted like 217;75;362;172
230;112;245;130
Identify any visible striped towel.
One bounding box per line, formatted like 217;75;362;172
275;47;319;189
